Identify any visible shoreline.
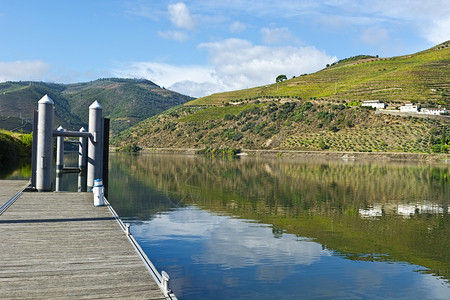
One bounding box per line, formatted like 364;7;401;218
118;147;450;162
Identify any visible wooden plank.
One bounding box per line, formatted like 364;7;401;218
0;191;167;299
0;180;28;207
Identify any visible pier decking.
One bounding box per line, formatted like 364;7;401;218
0;180;169;299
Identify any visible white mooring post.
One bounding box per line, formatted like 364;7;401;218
78;127;88;192
161;271;171;295
93;179;105;206
87;101;104;191
36;95;55;192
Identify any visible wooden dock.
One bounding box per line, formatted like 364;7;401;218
0;180;172;299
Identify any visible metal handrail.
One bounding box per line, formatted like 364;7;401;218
0;181;30;216
103;198;177;300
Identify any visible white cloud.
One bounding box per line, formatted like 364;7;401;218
200;38;336;92
261;27;295;44
124;4;159;21
113;61;218;91
0;60;50;82
157;30;189;42
360;27;389;46
229;21;247;33
113;38;336;97
168;2;195;30
168;80;226;98
427;18;450;44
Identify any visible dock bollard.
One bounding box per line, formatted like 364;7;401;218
161;271;171;295
93;179;105;206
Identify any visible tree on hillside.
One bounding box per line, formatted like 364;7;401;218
276;75;287;83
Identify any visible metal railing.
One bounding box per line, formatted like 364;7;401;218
104;198;177;300
0;181;30;216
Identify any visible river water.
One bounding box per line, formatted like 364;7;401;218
5;153;450;299
107;153;450;299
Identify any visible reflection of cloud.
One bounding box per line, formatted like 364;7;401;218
132;206;331;269
420;272;450;299
200;221;328;269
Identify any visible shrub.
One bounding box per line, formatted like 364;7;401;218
319;140;329;150
120;143;141;152
20;133;33;149
329;125;339;132
233;132;243;141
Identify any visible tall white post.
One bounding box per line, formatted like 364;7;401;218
36;95;54;192
87;101;103;190
55;126;65;192
78;127;87;192
55;126;65;174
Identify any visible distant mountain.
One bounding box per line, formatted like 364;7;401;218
0;78;194;134
113;41;450;154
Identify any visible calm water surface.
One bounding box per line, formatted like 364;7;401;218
7;153;449;299
106;153;449;300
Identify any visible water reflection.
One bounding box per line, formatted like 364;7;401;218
129;206;449;300
106;153;450;298
132;207;330;269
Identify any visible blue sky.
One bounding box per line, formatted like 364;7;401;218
0;1;449;97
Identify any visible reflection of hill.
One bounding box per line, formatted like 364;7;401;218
109;153;450;281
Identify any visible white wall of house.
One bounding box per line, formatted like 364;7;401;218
399;103;419;112
361;101;387;109
420;108;447;115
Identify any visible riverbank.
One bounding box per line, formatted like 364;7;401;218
113;147;450;162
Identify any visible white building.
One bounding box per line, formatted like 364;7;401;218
420;107;447;115
399;103;419;112
361;100;387;109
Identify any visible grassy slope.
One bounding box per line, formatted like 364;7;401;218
0;78;194;134
63;78;194;134
114;100;448;153
114;42;450;153
190;42;450;106
0;129;32;176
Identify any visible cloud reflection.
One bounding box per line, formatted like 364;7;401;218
131;206;331;270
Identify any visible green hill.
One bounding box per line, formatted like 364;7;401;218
0;78;194;134
190;41;449;106
113;42;450;154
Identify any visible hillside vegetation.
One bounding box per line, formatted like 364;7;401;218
114;42;450;154
0;78;194;134
191;41;449;106
0;130;32;176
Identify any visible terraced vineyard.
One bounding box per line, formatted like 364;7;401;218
190;42;450;107
283;123;430;152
